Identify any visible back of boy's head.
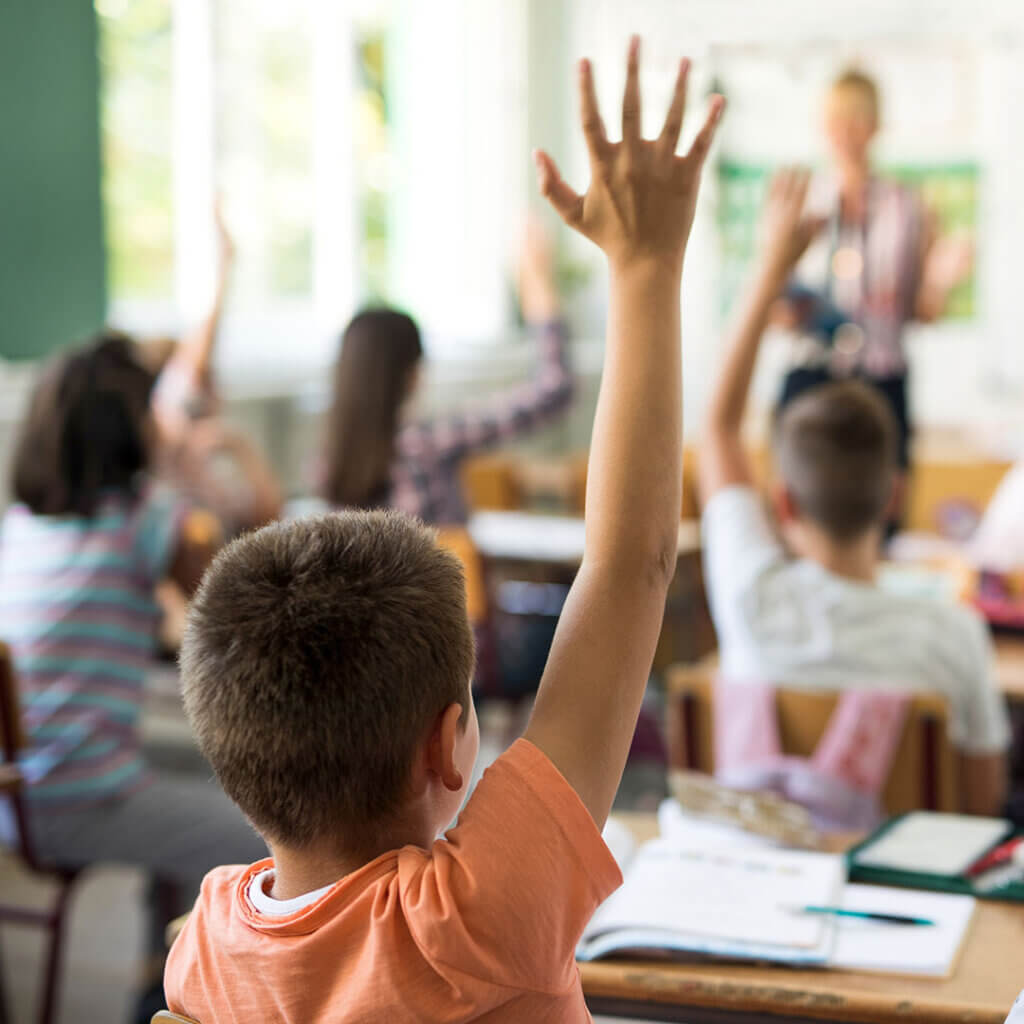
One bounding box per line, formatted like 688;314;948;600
180;511;476;848
773;380;897;543
12;330;155;518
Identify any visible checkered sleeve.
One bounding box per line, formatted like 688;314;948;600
398;319;572;469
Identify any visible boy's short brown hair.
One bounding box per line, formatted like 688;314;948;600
773;380;898;542
180;511;475;848
830;67;881;123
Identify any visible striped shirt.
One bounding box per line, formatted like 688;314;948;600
0;487;185;808
388;319;573;525
797;175;926;378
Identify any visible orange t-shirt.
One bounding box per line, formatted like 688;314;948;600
165;739;621;1022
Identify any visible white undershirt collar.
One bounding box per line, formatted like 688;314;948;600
247;867;334;916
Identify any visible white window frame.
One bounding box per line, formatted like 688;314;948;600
106;0;530;380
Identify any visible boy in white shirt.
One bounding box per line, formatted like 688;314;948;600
699;169;1010;816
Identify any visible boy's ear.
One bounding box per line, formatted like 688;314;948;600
772;482;800;525
426;702;465;794
883;471;904;523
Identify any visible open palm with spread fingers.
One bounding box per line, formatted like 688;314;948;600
759;167;826;282
535;36;725;272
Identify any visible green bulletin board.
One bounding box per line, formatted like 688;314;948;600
0;0;106;360
716;159;979;322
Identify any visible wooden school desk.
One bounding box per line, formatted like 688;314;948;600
580;815;1024;1024
994;635;1024;703
466;512;714;670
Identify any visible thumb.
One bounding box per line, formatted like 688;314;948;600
533;150;584;229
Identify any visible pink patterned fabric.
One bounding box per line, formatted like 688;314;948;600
713;678;909;831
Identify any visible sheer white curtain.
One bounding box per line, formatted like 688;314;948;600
110;0;529;373
388;0;528;352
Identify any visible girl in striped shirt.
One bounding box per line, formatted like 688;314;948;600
0;332;265;1020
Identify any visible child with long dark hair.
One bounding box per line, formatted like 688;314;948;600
322;224;573;524
0;331;265;1021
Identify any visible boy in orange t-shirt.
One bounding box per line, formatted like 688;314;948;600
165;38;724;1023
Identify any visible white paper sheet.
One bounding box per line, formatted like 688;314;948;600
585;839;844;951
854;812;1011;876
833;885;976;977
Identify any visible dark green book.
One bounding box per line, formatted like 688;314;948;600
847;813;1024;903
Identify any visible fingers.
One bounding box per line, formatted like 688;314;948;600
685;94;726;168
621;35;642;151
769;169;788;203
800;214;828;245
790;167;812;208
771;166;812;211
533;149;584;227
578;59;608;164
657;58;691;157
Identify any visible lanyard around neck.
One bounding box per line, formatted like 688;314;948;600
823;183;871;311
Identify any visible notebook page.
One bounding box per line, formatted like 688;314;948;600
585;839;845;949
855;813;1011;876
833;885;976;977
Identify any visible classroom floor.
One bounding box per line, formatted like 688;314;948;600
1;682;667;1024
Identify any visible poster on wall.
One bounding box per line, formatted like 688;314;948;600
716;158;979;321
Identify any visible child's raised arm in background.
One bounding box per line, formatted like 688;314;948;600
699;168;821;504
152;199;234;439
524;37;724;826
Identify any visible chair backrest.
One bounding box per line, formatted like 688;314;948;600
460;455;522;512
152;1013;201;1024
0;641;50;867
666;658;958;815
436;527;488;627
0;641;26;764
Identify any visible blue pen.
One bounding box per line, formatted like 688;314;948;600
797;905;935;927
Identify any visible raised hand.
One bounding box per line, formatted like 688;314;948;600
758;168;825;283
534;36;724;274
923;232;973;295
214;196;236;271
518;214;561;322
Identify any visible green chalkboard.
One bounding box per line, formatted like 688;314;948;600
0;0;106;360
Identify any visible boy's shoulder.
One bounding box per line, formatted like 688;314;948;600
863;578;990;635
185;860;264;928
1006;991;1024;1024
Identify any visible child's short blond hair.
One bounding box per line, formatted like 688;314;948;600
829;67;881;124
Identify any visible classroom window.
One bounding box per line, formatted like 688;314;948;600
95;0;523;360
354;26;394;305
97;0;175;303
215;0;314;301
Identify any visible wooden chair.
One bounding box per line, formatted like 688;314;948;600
436;527;499;695
152;1013;201;1024
665;655;958;815
460;455;522;512
0;642;82;1024
436;527;488;627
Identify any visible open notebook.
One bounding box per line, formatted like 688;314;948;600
580;827;976;977
578;839;845;966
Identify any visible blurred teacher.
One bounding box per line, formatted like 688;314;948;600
781;68;971;472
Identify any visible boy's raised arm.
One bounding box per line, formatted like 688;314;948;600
699;169;821;503
522;38;724;827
